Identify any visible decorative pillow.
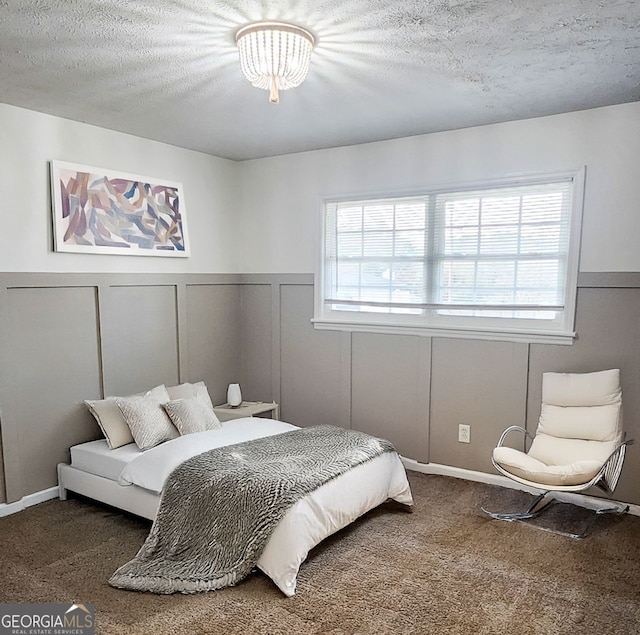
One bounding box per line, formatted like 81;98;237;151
166;381;215;412
85;385;171;449
114;388;178;451
85;398;134;449
163;395;222;436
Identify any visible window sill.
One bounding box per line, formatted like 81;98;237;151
311;318;576;346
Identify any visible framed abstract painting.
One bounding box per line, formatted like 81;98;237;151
50;161;190;257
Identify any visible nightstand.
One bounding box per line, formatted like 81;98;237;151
213;401;279;422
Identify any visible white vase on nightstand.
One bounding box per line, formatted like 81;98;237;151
227;383;242;407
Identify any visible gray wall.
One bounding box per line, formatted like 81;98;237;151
262;273;640;506
1;272;638;507
0;273;244;504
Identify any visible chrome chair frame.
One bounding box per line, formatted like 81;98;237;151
482;425;634;525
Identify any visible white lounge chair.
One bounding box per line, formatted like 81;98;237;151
484;369;633;529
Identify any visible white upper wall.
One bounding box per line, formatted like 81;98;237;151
0;104;241;273
238;102;640;274
2;102;639;275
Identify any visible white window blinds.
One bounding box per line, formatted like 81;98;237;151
433;181;572;318
320;173;580;339
325;196;430;314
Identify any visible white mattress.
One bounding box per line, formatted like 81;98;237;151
71;417;296;486
70;439;142;482
70;419;296;488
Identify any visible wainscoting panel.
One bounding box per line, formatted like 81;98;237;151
1;272;639;508
351;333;430;463
0;431;4;503
2;286;102;499
279;284;346;428
0;273;245;503
0;432;4;503
430;338;529;473
529;287;640;504
103;285;180;396
240;284;273;404
185;284;242;405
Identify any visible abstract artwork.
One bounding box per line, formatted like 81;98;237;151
50;161;190;257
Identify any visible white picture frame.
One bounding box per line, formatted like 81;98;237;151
50;160;190;257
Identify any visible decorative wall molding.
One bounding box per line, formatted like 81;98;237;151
0;272;247;504
0;271;639;512
578;272;640;288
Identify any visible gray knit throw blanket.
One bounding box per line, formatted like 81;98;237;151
109;425;395;594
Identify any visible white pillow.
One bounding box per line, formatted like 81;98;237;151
85;398;134;449
85;385;170;449
163;396;222;435
115;386;178;451
166;381;215;412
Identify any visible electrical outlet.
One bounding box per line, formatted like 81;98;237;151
458;424;471;443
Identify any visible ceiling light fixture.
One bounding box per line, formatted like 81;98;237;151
235;21;315;104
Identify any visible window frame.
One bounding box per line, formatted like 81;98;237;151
313;168;585;345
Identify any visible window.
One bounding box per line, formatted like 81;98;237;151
315;170;584;344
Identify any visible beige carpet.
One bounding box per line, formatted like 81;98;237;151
1;472;639;634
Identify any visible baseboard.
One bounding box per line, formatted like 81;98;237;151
0;487;59;518
401;457;640;517
1;465;639;520
552;490;640;516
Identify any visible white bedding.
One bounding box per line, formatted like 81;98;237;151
69;418;413;596
261;449;411;595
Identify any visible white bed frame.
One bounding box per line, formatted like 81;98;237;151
58;463;159;520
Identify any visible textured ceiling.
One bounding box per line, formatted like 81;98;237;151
1;0;639;160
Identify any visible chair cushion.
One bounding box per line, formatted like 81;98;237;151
493;446;604;487
538;403;621;442
542;369;621;407
528;433;616;466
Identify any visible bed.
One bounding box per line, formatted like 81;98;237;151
58;417;413;596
